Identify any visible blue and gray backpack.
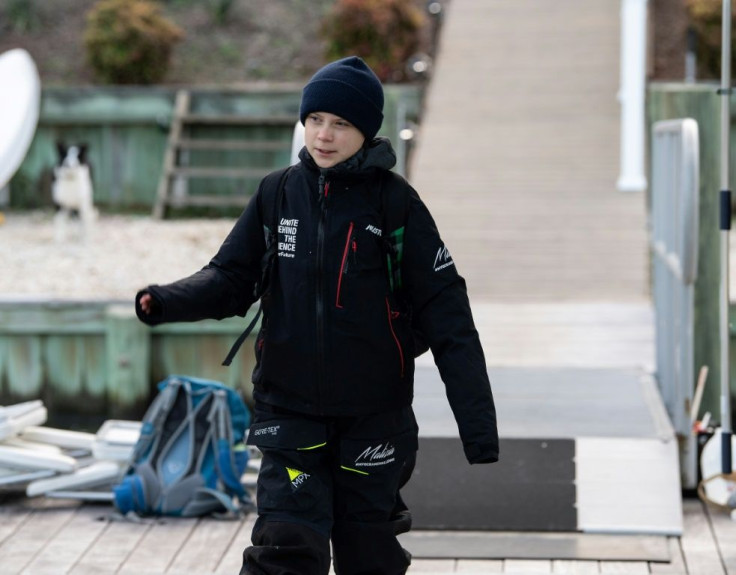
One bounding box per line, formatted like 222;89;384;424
113;375;253;517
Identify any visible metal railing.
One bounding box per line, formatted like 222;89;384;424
651;118;699;487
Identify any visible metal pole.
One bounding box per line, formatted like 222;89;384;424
720;0;733;475
685;27;697;83
617;0;648;193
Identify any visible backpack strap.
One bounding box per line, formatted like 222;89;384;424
210;390;249;500
222;167;292;366
379;171;412;294
179;390;253;517
379;173;430;358
129;378;182;464
222;307;263;366
257;165;294;298
186;487;242;517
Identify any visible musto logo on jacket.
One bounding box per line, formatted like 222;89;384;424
278;218;300;258
433;244;454;272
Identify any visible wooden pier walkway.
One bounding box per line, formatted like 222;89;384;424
410;0;648;303
1;493;735;574
0;1;721;573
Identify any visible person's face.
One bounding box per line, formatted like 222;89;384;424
304;112;365;169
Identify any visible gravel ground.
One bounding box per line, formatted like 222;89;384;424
4;209;736;303
0;210;237;301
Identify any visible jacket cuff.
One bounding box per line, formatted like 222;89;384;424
463;442;499;464
135;288;165;326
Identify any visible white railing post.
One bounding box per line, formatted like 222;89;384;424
651;118;700;488
617;0;649;193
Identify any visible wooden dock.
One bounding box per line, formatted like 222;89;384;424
0;1;725;573
0;493;734;574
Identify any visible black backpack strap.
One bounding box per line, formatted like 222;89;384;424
255;166;292;298
379;171;412;293
379;173;430;358
222;167;292;366
222;306;263;366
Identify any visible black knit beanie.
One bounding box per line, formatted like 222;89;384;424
300;56;384;141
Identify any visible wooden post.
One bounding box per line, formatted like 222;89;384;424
105;304;151;418
153;90;190;219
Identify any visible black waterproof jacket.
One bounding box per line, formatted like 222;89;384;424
136;139;498;464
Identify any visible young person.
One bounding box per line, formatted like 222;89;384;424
136;56;498;575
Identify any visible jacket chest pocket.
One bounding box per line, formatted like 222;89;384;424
335;221;384;309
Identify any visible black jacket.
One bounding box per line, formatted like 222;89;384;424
136;139;498;464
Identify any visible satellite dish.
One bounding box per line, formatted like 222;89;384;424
0;49;41;190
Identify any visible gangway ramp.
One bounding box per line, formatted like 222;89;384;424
399;0;675;537
409;0;648;302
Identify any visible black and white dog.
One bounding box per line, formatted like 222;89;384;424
52;142;97;241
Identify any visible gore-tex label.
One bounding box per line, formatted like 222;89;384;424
253;425;280;437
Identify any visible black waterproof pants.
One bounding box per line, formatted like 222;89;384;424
240;403;418;575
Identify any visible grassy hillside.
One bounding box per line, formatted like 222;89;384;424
0;0;336;86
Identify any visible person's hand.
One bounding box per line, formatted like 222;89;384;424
139;293;154;315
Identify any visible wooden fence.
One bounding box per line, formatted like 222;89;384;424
8;85;422;211
0;300;258;429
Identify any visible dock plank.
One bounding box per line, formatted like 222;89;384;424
706;504;736;575
69;519;151;575
0;495;33;546
118;517;198;574
20;505;107;575
409;559;457;572
650;537;688;573
166;517;242;573
503;559;553;573
5;496;736;573
599;562;649;574
0;498;79;575
214;514;256;574
459;302;655;371
456;559;504;572
680;499;726;575
552;560;600;573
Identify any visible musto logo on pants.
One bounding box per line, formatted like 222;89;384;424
286;467;310;490
355;443;395;468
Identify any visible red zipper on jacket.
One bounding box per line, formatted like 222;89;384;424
385;297;405;378
336;222;355;309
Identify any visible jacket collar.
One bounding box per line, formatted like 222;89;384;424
298;137;397;181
